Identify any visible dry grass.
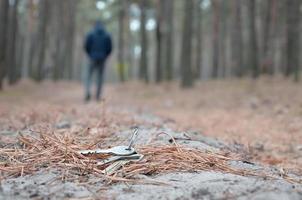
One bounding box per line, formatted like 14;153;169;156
1;131;240;178
1;131;301;185
0;132;99;179
123;146;247;176
0;131;246;182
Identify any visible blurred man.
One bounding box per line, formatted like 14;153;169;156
84;21;112;101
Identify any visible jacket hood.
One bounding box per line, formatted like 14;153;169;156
94;21;105;33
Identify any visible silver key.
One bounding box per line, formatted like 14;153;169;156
101;154;144;175
127;127;139;150
78;145;136;156
97;154;143;166
79;128;140;156
102;160;131;175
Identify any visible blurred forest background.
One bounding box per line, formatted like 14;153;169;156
0;0;301;90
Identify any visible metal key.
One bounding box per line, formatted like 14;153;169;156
126;127;139;150
79;128;140;156
96;154;143;166
78;145;136;156
102;160;131;175
101;154;144;175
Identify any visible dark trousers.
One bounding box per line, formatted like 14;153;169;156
85;60;105;100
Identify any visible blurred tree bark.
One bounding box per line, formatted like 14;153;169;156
262;0;277;75
22;0;34;78
64;0;77;80
155;0;174;82
286;0;301;81
165;0;174;81
6;0;19;85
231;0;243;77
139;0;149;83
126;9;134;80
32;0;49;81
51;0;76;80
180;0;194;87
118;0;127;82
52;0;64;80
247;0;259;78
194;0;203;79
0;0;9;89
219;0;227;77
155;0;164;83
212;0;220;78
278;0;287;75
16;26;23;81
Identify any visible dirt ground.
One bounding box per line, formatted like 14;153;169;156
0;77;302;199
108;77;302;170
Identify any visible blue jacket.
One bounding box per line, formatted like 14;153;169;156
84;24;112;62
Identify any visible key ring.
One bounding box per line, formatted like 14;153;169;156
126;127;139;150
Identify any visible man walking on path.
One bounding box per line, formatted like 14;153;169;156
84;21;112;101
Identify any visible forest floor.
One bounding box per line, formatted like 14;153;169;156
0;77;302;199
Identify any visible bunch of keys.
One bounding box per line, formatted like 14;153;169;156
78;128;143;175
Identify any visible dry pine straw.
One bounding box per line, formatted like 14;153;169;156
0;132;299;184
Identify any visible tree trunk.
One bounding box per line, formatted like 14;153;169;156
180;0;194;87
155;0;164;83
194;0;203;79
52;0;63;80
32;0;49;81
261;0;271;74
139;0;149;83
126;14;134;80
231;0;243;77
64;0;77;80
219;0;227;77
22;0;35;78
212;0;220;78
278;0;287;75
165;0;174;81
6;0;19;85
15;32;24;81
118;0;127;82
0;0;9;89
261;0;277;75
247;0;259;78
286;0;301;81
